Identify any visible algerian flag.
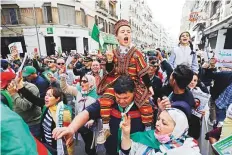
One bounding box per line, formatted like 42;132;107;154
91;24;104;48
99;33;104;48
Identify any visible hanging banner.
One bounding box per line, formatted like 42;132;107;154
189;12;200;22
216;49;232;68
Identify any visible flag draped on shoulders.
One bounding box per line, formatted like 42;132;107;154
0;102;51;155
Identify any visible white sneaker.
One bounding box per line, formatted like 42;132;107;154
97;129;111;144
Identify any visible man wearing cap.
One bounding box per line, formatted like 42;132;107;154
22;66;49;98
73;56;93;79
7;76;42;138
97;19;154;142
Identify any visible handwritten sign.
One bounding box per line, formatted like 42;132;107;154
213;135;232;155
216;50;232;68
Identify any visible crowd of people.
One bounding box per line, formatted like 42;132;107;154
1;19;232;155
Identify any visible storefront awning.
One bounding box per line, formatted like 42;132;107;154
204;15;232;35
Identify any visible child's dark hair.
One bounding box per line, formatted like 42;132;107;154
178;31;194;54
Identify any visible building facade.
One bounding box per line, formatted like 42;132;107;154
1;0;119;57
118;0;159;49
180;0;232;56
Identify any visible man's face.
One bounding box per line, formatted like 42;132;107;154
116;26;132;47
72;57;77;63
25;74;34;81
56;59;65;69
115;92;134;108
169;72;175;88
84;61;92;68
148;66;158;78
48;59;55;68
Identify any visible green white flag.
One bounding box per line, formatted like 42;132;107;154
91;24;104;48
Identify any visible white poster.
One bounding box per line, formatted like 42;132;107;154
8;42;23;54
191;89;211;118
216;49;232;68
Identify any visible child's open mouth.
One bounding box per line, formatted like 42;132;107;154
124;37;129;43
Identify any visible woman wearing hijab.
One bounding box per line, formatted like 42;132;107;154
120;108;201;155
60;73;100;155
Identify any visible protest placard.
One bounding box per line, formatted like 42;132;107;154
216;49;232;68
191;88;210;118
8;42;23;54
213;135;232;155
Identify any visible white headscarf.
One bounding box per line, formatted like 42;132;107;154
81;75;96;94
166;108;189;139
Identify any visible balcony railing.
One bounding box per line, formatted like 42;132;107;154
109;11;118;21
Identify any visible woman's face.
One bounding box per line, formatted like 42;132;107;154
188;75;198;89
180;32;190;45
81;77;90;91
155;111;175;136
45;89;60;107
91;61;100;73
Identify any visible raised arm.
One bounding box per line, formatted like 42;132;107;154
18;87;45;108
60;74;78;96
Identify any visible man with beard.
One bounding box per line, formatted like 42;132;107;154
97;19;154;143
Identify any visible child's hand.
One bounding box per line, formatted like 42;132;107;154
149;86;154;95
106;51;114;63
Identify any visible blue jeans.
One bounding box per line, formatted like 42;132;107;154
29;123;41;139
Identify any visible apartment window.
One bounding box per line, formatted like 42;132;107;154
105;21;108;33
111;23;114;34
109;3;114;15
211;1;220;17
43;3;52;23
80;8;87;27
1;8;19;25
95;15;98;25
99;17;104;31
226;0;231;5
58;4;75;24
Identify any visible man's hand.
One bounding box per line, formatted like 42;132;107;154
52;127;75;140
15;71;24;90
202;63;210;69
157;96;171;111
7;81;17;96
85;120;94;128
58;67;66;75
120;114;131;138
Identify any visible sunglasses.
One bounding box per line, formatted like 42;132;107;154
57;63;65;65
81;80;88;83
